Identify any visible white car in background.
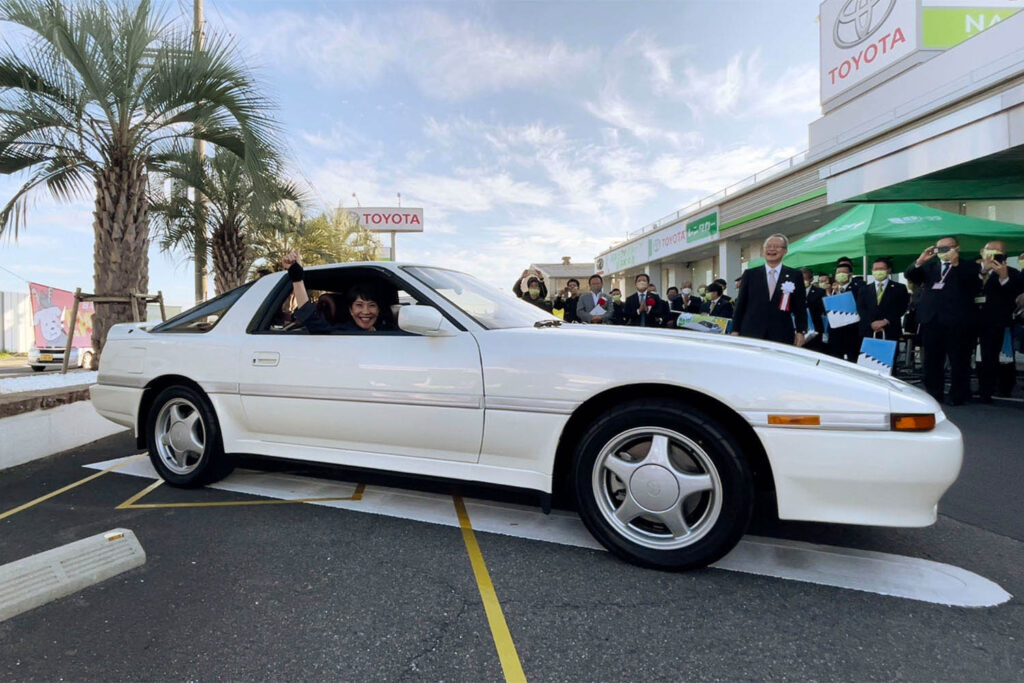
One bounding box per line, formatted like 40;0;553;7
90;263;963;569
29;345;95;372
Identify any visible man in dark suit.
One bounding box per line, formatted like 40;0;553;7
671;281;702;314
731;233;807;346
624;273;663;327
801;267;826;352
975;240;1023;402
857;258;909;342
700;282;733;318
827;261;863;362
905;236;981;405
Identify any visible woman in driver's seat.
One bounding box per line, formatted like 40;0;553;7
282;252;387;333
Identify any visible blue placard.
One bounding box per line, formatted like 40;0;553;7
824;291;859;329
858;336;897;374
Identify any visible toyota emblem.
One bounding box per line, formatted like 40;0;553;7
833;0;897;49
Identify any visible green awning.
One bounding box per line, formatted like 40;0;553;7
750;203;1024;273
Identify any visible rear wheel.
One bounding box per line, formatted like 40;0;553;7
572;400;753;570
146;385;234;487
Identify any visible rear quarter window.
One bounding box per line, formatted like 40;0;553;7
151;283;253;333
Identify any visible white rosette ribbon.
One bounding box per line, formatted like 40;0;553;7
779;280;796;312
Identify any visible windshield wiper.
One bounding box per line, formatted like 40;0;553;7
534;319;563;328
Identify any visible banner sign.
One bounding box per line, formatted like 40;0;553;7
676;313;733;335
686;211;719;244
597;239;646;275
349;207;424;233
820;0;919;104
921;1;1021;49
28;283;93;349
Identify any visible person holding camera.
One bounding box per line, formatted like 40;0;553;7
554;278;581;323
975;240;1023;402
904;236;981;405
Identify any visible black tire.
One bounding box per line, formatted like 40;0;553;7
572;399;753;570
145;384;235;487
30;365;46;372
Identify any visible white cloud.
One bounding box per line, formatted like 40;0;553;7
584;86;703;149
651;144;802;195
225;8;596;101
400;172;554;213
678;50;820;119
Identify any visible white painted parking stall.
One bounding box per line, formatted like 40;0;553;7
86;456;1011;609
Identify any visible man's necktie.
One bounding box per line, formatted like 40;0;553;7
768;270;777;298
876;284;884;305
941;262;950;279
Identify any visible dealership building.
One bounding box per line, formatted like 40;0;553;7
595;0;1024;294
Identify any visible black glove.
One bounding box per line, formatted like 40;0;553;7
287;262;304;282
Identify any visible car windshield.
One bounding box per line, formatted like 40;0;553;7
403;266;556;330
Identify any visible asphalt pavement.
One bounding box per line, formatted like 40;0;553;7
0;403;1022;681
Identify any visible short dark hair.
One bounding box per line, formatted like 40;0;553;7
707;282;724;295
837;256;853;265
666;286;679;295
938;235;960;246
567;278;580;287
343;283;382;311
527;276;541;287
734;277;742;283
588;273;603;285
635;273;650;284
835;263;852;273
800;267;813;277
713;278;727;288
872;257;892;270
611;288;621;295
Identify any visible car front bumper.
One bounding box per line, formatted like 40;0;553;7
757;416;963;527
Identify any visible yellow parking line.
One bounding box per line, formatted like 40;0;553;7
453;495;527;683
116;480;366;509
0;454;145;521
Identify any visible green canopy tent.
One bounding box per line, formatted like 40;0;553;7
749;203;1024;274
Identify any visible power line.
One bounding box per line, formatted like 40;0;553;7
0;264;29;283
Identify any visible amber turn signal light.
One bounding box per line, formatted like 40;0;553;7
767;415;821;426
891;414;936;431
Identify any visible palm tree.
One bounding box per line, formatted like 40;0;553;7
151;145;301;294
248;206;381;277
0;0;278;357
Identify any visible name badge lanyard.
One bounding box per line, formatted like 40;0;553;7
934;263;953;289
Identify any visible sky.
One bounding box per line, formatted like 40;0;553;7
0;0;823;307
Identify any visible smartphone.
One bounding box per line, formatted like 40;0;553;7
994;253;1007;263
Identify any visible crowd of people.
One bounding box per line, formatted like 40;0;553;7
516;232;1024;404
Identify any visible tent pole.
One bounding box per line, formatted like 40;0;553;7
862;254;868;277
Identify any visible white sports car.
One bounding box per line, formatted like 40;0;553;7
91;263;962;569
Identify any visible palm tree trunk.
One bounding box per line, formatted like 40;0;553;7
211;218;248;294
91;156;149;360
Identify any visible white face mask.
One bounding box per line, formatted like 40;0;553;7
682;288;692;295
637;283;648;292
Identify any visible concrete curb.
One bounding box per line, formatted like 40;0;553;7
0;384;92;420
0;398;128;471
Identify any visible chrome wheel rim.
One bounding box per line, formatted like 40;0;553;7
591;426;722;550
154;398;206;475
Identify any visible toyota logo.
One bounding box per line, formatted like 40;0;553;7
833;0;897;48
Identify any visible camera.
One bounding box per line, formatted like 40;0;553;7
994;253;1007;263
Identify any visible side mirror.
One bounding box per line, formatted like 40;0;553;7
397;305;457;337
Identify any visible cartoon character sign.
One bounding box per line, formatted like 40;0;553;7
29;283;94;349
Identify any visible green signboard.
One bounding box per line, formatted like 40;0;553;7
686;211;718;243
921;7;1020;49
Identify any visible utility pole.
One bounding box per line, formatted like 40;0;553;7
192;0;208;303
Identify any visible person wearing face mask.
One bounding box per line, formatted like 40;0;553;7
577;274;611;324
801;267;826;352
624;274;663;327
608;288;626;325
856;258;909;345
521;276;553;312
699;282;733;318
974;240;1023;402
671;281;702;314
554;278;581;323
827;262;863;362
905;236;981;405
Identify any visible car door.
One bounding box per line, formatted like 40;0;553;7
237;294;484;464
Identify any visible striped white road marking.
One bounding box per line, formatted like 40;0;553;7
88;456;1011;608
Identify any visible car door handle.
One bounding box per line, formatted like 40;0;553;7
251;352;280;367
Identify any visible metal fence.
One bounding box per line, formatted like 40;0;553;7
1;291;33;353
